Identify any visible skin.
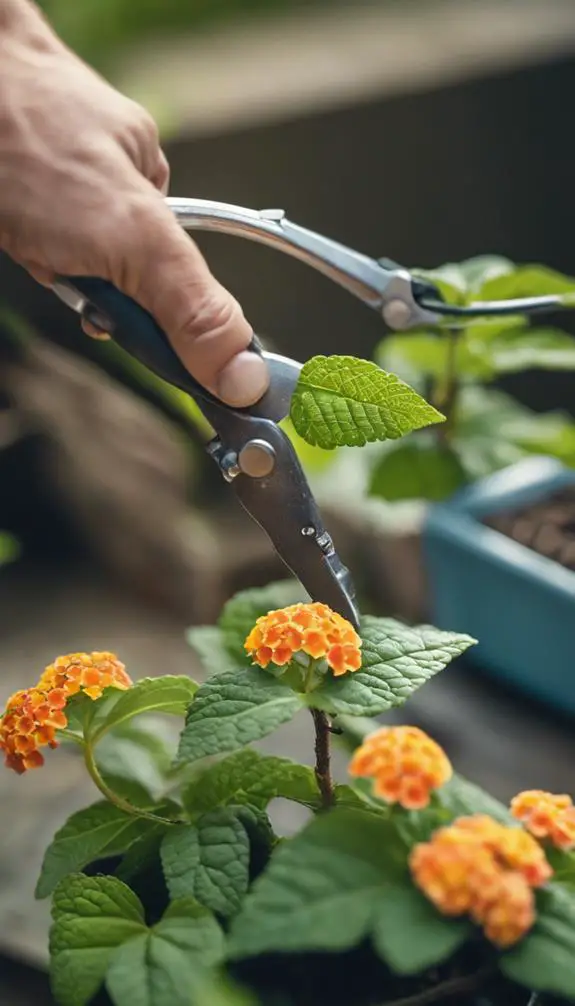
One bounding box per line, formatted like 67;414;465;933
0;0;269;406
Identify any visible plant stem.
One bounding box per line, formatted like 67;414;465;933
310;708;334;809
381;964;494;1006
83;741;175;826
434;328;459;443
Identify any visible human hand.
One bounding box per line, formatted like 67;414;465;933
0;0;268;406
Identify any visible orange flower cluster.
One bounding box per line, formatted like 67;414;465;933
410;814;552;948
244;602;362;677
511;789;575;851
0;652;131;774
39;651;131;701
348;726;452;810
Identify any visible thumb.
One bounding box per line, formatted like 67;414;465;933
116;197;269;407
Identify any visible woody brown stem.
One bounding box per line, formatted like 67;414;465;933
310;708;334;809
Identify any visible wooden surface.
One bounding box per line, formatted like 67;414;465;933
2;558;575;978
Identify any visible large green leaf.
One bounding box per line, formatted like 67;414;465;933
218;580;308;660
479;264;575;301
160;809;250;916
89;676;197;742
94;718;176;803
290;355;444;450
177;667;302;764
49;874;146;1006
183;749;320;816
228;808;407;959
372;883;471;975
308;616;475;716
105;898;224;1006
368;438;467;503
435;773;513;824
500;885;575;998
36;803;152;899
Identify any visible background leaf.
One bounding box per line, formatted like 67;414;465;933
183;749;320;815
177;667;302;764
368;438;467;503
308;616;475;716
50;875;146;1006
500;885;575;998
228;808;407;959
94;717;177;803
290;355;443;450
472;325;575;374
37;803;152;899
105;898;223;1006
218;580;307;660
479;264;575;301
186;626;240;676
161;809;250;916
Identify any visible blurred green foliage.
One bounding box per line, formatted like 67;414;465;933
38;0;320;71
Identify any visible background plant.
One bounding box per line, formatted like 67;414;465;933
367;257;575;504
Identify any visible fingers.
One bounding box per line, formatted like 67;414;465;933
118;198;269;406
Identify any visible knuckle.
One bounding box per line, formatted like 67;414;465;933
180;288;240;342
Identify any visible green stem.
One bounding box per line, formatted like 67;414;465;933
434;328;460;443
83;741;175;826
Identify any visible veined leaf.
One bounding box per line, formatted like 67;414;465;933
228;808;406;959
89;676;197;742
105;898;223;1006
183;748;320;816
290;355;443;450
308;616;475;716
160;809;250;916
36;803;152;899
49;874;146;1006
177;667;302;764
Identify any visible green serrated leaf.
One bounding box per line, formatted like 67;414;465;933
89;676;197;742
290;356;444;450
186;626;239;676
479;263;575;301
368;438;467;503
219;580;308;660
116;824;170;883
500;884;575;998
307;616;475;716
161;809;250;916
50;874;146;1006
228;808;406;959
183;749;320;816
177;667;302;764
105;898;223;1006
372;883;471;975
36;803;152;899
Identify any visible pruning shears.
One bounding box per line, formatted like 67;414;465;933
50;198;575;630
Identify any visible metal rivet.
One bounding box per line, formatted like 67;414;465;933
238;439;276;478
301;526;316;537
382;299;413;330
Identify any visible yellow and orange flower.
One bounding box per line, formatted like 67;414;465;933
39;651;131;701
348;725;452;810
0;651;131;773
244;602;362;677
511;790;575;851
410;814;552;948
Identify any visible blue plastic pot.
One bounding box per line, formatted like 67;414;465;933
422;456;575;714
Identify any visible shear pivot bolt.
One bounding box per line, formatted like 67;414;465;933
238;439;276;478
382;299;413;330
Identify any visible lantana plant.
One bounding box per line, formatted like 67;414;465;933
3;587;575;1006
3;324;575;1006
